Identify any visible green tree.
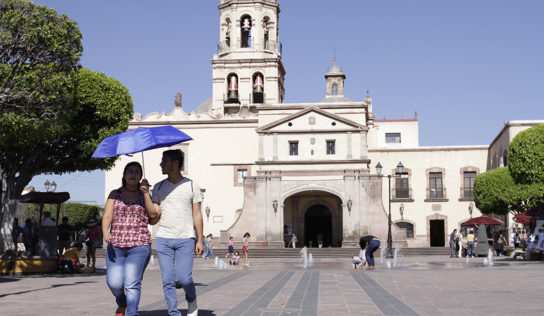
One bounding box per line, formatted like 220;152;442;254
474;124;544;215
508;123;544;184
61;202;102;231
0;1;133;251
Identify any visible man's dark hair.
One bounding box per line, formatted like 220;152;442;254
163;149;184;170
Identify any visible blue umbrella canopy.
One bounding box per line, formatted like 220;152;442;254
92;125;192;158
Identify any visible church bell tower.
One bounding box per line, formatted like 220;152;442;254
211;0;286;116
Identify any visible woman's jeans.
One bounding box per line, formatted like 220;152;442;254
203;245;215;259
366;239;380;266
156;238;196;316
468;241;475;256
106;245;151;316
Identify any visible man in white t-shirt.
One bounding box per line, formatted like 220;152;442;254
152;149;203;316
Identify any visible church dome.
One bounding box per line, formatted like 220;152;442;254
195;97;213;113
325;60;346;79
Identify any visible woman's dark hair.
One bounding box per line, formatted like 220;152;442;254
359;237;368;250
243;232;250;238
163;149;184;170
121;161;143;187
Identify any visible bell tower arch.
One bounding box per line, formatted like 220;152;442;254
212;0;286;116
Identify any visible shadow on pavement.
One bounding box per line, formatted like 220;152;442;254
0;280;96;298
140;310;216;316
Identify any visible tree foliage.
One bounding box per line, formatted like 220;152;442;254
474;167;544;215
474;124;544;215
61;203;102;231
0;0;133;251
508;123;544;184
474;167;515;215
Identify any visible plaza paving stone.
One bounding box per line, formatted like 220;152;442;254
0;255;543;315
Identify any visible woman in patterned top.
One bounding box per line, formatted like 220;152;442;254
102;161;159;316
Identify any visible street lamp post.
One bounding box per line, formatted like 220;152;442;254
376;161;404;259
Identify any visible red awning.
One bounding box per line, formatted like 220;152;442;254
513;211;532;224
462;216;504;226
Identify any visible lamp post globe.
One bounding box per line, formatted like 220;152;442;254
44;180;50;192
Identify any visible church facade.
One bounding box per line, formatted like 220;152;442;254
104;0;542;248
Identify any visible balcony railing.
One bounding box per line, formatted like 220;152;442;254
217;40;282;55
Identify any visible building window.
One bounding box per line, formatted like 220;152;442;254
289;141;298;156
429;172;443;198
385;133;401;143
326;140;335;155
395;173;409;199
463;171;476;198
237;169;248;184
395;221;414;238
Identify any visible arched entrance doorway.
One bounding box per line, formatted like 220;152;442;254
305;205;332;247
283;190;343;248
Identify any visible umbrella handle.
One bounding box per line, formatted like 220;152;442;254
141;151;146;178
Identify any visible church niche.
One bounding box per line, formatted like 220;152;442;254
262;16;270;49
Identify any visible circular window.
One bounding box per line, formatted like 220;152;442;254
288;122;293;127
331;122;336;126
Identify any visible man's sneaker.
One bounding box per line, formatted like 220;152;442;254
187;299;198;316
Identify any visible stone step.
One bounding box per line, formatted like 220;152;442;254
88;246;450;259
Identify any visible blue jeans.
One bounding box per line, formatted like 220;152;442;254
203;245;215;259
106;245;151;316
468;241;475;257
366;239;380;266
450;240;456;257
156;238;196;316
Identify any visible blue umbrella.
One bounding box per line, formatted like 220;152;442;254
92;125;192;176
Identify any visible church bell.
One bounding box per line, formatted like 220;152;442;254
242;18;251;32
254;75;264;93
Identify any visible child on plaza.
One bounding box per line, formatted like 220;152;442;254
242;232;250;265
352;248;365;269
60;242;84;273
230;251;241;265
225;236;235;258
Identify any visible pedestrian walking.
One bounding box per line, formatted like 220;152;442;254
225;236;234;258
102;161;157;316
242;232;250;265
467;230;475;257
85;219;102;269
496;231;506;256
359;235;380;270
152;149;204;316
203;234;215;259
457;230;464;257
449;229;458;257
288;233;297;248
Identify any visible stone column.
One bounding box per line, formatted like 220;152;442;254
360;131;368;159
346;132;353;159
342;172;359;247
273;133;278;160
268;173;283;247
258;134;264;161
255;176;268;241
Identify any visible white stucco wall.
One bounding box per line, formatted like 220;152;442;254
368;145;488;247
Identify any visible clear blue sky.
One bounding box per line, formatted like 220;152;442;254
28;0;544;206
